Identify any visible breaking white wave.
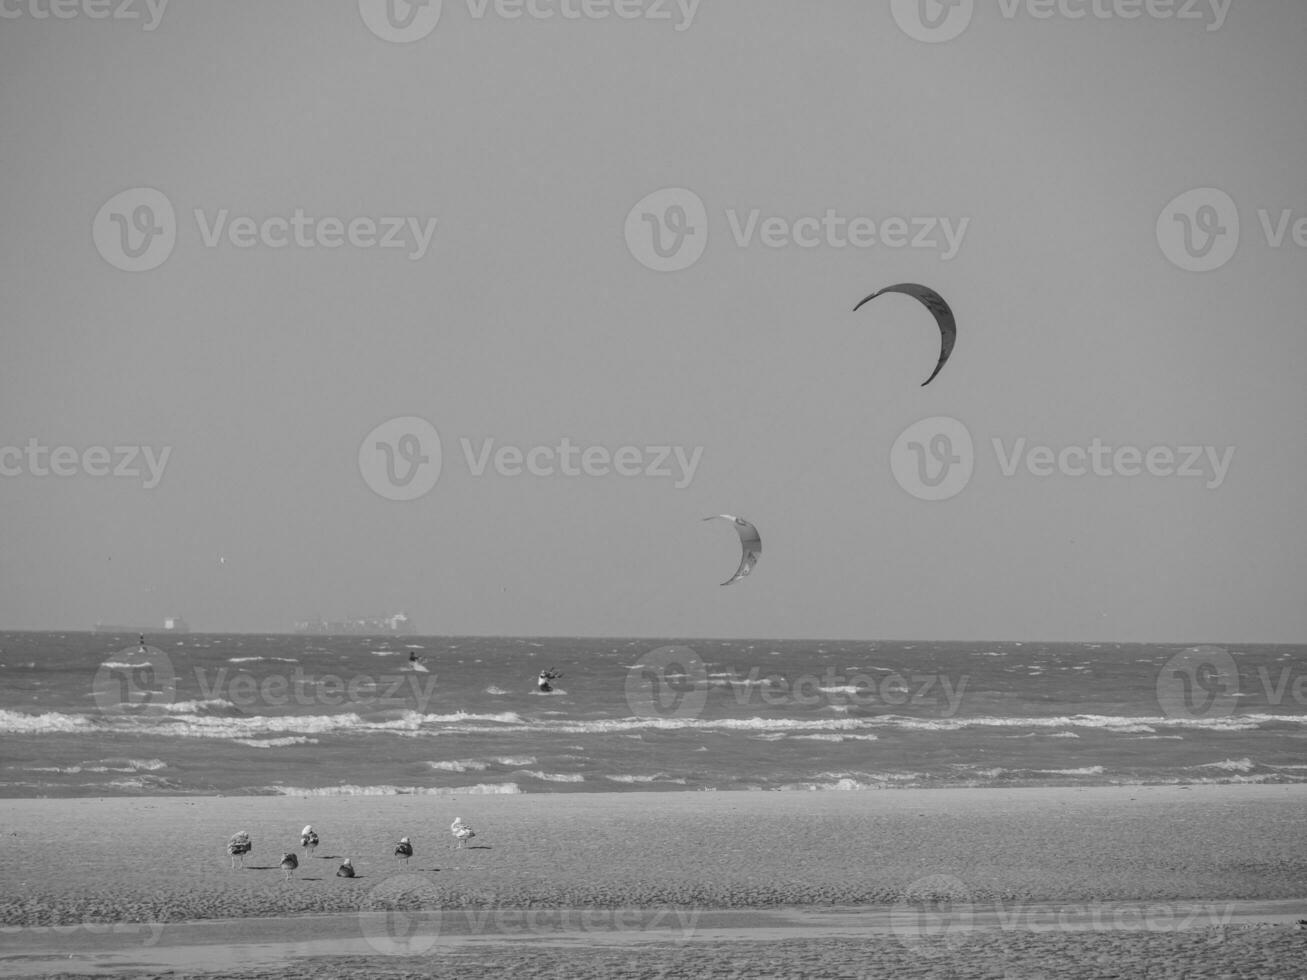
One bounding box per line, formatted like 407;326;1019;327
427;759;489;772
272;782;522;796
232;737;319;748
1193;758;1257;773
519;770;585;783
24;758;168;774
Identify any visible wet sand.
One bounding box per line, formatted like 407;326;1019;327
1;785;1305;977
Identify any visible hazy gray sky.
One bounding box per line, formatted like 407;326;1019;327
2;0;1304;641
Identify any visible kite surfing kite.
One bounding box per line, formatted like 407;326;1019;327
703;515;761;586
853;283;957;387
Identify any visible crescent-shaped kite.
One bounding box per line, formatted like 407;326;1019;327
703;515;761;586
853;283;957;387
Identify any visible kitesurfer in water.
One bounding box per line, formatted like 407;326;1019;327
537;669;563;693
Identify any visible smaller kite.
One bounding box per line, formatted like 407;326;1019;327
703;515;762;586
853;283;957;387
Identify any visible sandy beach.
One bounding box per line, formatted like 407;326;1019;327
2;784;1305;977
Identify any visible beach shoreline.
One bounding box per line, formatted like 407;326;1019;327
2;784;1305;977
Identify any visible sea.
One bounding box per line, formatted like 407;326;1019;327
1;632;1304;798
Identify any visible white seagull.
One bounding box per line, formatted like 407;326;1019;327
280;852;298;881
395;836;413;864
451;817;476;848
227;831;252;869
300;825;319;859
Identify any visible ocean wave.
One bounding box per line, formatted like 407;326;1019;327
427;760;489;772
519;770;585;783
1193;758;1256;772
23;758;168;775
493;756;537;767
164;699;245;716
484;685;509;695
231;737;319;748
789;733;880;742
776;778;884;791
1000;731;1081;739
0;709;96;733
227;657;298;663
271;782;522;796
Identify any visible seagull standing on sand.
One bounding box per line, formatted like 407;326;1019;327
300;825;319;859
227;831;252;869
337;858;355;878
451;817;475;848
280;852;298;881
395;836;413;864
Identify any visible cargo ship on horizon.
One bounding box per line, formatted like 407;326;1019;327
293;611;415;635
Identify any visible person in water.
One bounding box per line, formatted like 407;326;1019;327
537;669;562;693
